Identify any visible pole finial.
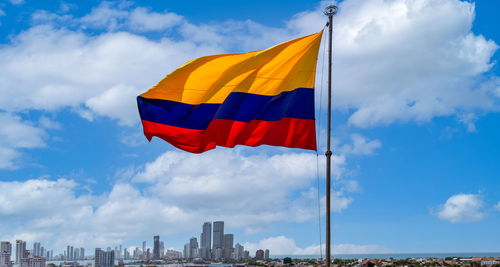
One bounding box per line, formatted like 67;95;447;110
324;5;338;16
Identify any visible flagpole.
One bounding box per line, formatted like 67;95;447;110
324;5;337;267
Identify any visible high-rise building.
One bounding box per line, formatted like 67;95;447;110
189;237;198;259
20;257;45;267
199;222;211;259
264;249;269;260
0;251;12;267
15;240;26;264
159;242;164;258
95;248;114;267
153;235;160;260
1;242;12;267
32;243;40;257
223;234;233;259
214;248;222;260
183;244;189;259
255;249;264;260
234;243;244;260
119;245;122;260
80;248;84;260
123;248;129;260
40;247;45;259
0;242;11;255
212;221;224;250
142;241;146;259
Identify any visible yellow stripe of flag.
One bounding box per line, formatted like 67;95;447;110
140;31;323;105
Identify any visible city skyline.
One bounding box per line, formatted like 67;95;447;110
0;220;267;261
0;0;500;255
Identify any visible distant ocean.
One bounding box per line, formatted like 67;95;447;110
272;252;500;260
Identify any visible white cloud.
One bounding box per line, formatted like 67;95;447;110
38;116;62;130
1;0;497;133
494;202;500;211
435;193;486;223
303;0;499;128
457;112;478;132
0;136;369;249
0;113;46;169
243;236;392;255
339;134;381;156
128;7;184;32
79;2;183;32
85;84;142;126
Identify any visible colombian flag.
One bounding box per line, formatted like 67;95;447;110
137;31;322;153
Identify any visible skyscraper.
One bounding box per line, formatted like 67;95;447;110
255;249;264;260
32;243;40;257
0;242;12;267
95;248;114;267
212;221;224;250
264;249;269;260
142;241;146;259
0;242;11;255
80;248;85;259
199;222;211;259
153;235;160;260
183;244;189;259
189;237;198;259
159;242;164;258
223;234;233;259
234;243;244;260
15;240;26;264
0;250;12;267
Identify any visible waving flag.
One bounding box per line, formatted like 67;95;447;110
137;31;322;153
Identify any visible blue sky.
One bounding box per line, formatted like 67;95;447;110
0;0;499;256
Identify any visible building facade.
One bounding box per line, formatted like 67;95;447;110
199;222;211;259
255;249;264;260
15;240;26;264
223;234;233;259
212;221;224;251
95;248;114;267
153;235;160;260
20;257;45;267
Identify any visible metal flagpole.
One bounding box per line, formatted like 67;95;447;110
324;5;337;267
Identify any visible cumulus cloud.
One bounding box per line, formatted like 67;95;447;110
339;134;381;156
0;113;47;169
0;0;498;135
494;202;500;211
435;193;486;223
243;236;392;255
318;0;498;127
0;130;373;250
79;2;184;32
